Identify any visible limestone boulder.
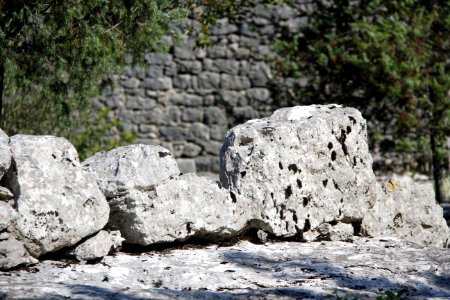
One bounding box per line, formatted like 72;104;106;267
108;173;244;245
4;135;110;257
69;230;123;261
0;233;38;270
82;144;180;198
0;129;11;180
220;105;381;240
362;178;449;248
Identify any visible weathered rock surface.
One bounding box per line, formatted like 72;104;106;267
220;105;380;241
0;129;11;180
4;135;110;257
84;145;246;245
0;233;38;270
362;178;449;248
69;230;123;261
0;186;13;200
82;144;179;198
0;201;16;231
1;238;449;299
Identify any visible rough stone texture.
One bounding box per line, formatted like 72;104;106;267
0;201;16;231
362;178;450;248
97;2;425;178
82;144;180;199
69;230;123;261
107;173;245;245
1;238;449;299
220;105;380;241
5;135;110;257
0;233;38;270
0;129;11;180
0;186;13;200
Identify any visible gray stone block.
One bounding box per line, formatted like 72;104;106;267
205;107;228;126
144;53;173;66
195;156;221;173
182;108;204;122
188;123;210;142
210;125;227;141
173;75;193;90
140;77;172;91
147;66;164;78
247;88;271;103
210;18;238;35
176;159;197;174
174;46;196;60
219;90;248;107
121;78;140;89
198;72;221;90
177;60;202;74
160;126;189;141
126;96;157;110
207;46;228;58
183;142;203;157
200;140;223;155
171;93;203;107
221;74;251;90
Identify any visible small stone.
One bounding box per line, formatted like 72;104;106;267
221;74;251;91
140;77;172;91
69;230;124;261
198;72;221;90
0;186;13;200
256;230;268;243
171;93;203;107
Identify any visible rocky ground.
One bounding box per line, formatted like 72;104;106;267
1;236;449;300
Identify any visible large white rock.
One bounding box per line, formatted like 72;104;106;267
5;135;110;257
220;105;381;240
0;129;11;180
362;178;450;247
108;173;244;245
83;144;180;198
84;145;246;245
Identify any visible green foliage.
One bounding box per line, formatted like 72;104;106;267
0;1;186;158
272;0;449;201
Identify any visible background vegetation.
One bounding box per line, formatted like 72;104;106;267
1;0;448;201
0;0;185;159
196;0;449;202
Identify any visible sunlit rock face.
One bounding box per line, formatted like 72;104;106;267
220;104;380;241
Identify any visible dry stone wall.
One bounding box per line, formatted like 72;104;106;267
99;2;312;174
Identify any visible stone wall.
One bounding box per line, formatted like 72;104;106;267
99;2;312;174
98;1;438;176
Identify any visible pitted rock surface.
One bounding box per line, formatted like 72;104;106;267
0;238;449;299
107;173;245;245
220;105;380;240
84;145;244;245
4;135;109;257
82;144;179;199
362;179;449;248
